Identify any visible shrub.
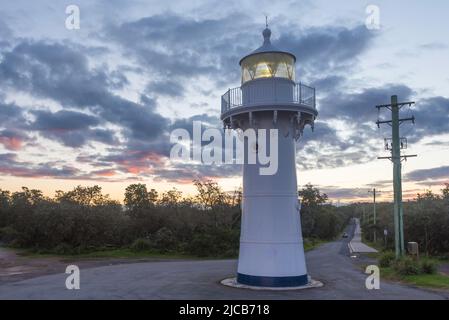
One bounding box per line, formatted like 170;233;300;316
53;243;75;255
188;233;216;257
186;227;239;257
420;259;437;274
130;238;152;252
379;251;396;268
153;227;176;253
0;226;19;244
393;256;421;276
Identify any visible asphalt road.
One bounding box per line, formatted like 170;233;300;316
0;224;447;299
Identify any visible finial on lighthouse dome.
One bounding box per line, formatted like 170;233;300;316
262;26;271;44
263;15;271;44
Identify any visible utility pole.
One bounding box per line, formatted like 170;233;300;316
362;206;366;224
368;188;381;242
376;95;417;258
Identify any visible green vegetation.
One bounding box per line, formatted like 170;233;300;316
381;265;449;290
0;182;349;258
299;184;350;240
357;184;449;256
373;251;448;290
303;238;327;251
402;273;449;289
359;183;449;291
357;184;449;289
17;247;196;260
392;256;422;276
379;251;396;268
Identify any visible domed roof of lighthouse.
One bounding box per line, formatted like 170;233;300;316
239;26;296;65
239;25;297;84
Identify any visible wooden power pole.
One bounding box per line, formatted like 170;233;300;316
376;95;417;258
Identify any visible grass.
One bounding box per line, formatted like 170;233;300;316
362;238;387;253
63;248;197;260
381;266;449;290
14;247;204;260
8;235;333;261
13;242;325;262
303;238;327;252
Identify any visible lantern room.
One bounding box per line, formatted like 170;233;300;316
239;27;296;84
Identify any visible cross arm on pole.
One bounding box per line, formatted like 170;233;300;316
399;116;415;125
377;155;418;162
376;101;415;109
377;116;415;128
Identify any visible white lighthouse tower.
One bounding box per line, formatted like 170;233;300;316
221;25;318;287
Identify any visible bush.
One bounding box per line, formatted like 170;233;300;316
130;238;152;252
53;243;75;255
186;227;239;257
420;259;437;274
0;226;20;244
393;256;421;276
379;251;396;268
188;233;216;257
153;227;176;253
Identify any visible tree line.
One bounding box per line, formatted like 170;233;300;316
358;184;449;257
0;181;350;257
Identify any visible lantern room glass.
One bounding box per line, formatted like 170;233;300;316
241;52;296;84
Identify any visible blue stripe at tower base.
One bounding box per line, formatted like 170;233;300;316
237;273;308;287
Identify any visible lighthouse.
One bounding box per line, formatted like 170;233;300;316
220;25;318;287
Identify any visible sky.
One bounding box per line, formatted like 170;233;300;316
0;0;448;203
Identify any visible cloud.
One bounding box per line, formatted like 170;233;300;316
0;102;25;127
152;163;241;184
0;152;139;182
317;186;372;200
365;179;392;188
311;75;346;92
319;84;414;122
0;23;384;176
408;96;449;143
31;110;99;131
0;129;30;151
0;11;448;184
405;165;449;182
0;40;170;145
277;25;376;77
28;110;117;148
105;15;377;94
104;13;253;81
0;19;13;49
418;42;448;50
146;79;185;97
0;153;80;178
297;120;380;170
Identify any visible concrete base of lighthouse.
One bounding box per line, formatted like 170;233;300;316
221;276;323;291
